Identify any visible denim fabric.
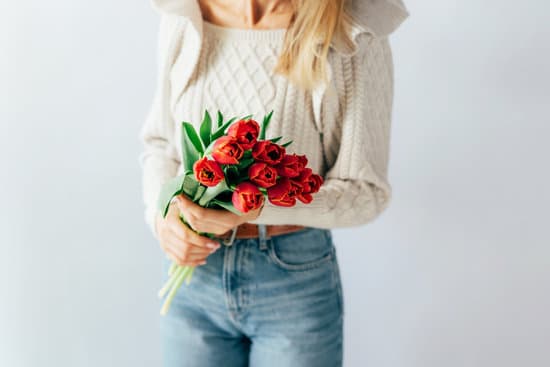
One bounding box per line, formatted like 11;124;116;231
159;225;344;367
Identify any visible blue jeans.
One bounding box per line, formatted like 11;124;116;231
159;225;344;367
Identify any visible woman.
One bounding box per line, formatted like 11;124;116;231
139;0;409;366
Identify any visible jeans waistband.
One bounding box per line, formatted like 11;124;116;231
222;224;270;250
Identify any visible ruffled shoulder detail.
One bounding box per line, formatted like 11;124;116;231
149;0;409;58
331;0;409;56
350;0;410;37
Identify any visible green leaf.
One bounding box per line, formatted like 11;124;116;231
157;174;201;219
210;199;243;216
259;110;274;140
181;122;204;173
203;140;215;156
192;185;206;202
216;110;223;128
224;165;240;183
182;121;204;155
157;174;187;218
181;174;200;197
199;110;212;148
237;157;254;169
226;165;239;174
197;180;230;206
281;140;293;148
269;136;283;143
211;116;237;140
240;114;253;121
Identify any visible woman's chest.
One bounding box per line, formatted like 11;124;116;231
173;31;284;124
168;22;328;176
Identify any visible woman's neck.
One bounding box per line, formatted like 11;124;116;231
198;0;293;29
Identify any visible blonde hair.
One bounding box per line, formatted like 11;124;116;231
273;0;356;92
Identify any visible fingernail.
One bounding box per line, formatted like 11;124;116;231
207;242;220;249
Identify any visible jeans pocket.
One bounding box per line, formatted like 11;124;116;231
267;227;335;271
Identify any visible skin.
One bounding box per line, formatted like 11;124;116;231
198;0;294;29
156;0;293;267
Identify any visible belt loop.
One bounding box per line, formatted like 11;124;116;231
222;225;238;246
258;224;268;251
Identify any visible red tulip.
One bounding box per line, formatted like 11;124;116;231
193;156;224;187
211;136;244;164
290;168;323;203
232;182;265;213
252;140;285;165
307;173;323;193
248;162;278;188
274;153;308;178
267;177;302;207
227;118;260;150
292;168;312;203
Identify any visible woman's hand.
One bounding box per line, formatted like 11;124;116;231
155;201;222;267
173;193;263;236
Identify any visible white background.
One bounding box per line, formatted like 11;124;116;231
2;1;549;366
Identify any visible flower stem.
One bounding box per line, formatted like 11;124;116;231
168;261;177;277
158;265;185;299
160;266;191;315
185;266;195;285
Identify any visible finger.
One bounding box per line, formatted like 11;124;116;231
176;194;237;227
166;207;222;244
163;243;208;267
166;209;192;241
163;246;185;265
174;194;242;235
164;230;219;260
179;207;237;235
174;199;205;232
174;194;204;221
176;224;221;251
183;217;231;236
163;244;208;266
166;214;222;252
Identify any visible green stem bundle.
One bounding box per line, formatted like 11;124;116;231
160;265;192;316
157;206;218;315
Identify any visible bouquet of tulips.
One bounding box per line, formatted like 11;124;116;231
156;109;323;315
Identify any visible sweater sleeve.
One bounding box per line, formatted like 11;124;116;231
138;15;181;240
248;35;395;229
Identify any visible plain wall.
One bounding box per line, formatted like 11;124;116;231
2;1;549;366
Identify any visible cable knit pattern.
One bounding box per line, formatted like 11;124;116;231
246;34;394;229
138;0;409;239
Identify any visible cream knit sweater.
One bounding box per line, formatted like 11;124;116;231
139;0;409;239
